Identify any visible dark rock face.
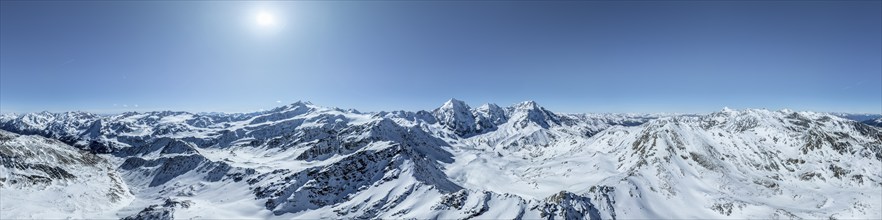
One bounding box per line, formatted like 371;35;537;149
122;198;193;220
258;146;404;214
0;130;100;184
534;188;617;220
254;141;461;215
121;206;174;220
434;190;470;210
0;157;77;181
120;154;237;187
160;141;198;155
115;138;198;157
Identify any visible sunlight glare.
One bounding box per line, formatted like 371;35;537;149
256;11;275;27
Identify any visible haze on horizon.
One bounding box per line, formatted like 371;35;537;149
1;1;880;114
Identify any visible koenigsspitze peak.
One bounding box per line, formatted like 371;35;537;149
433;98;478;136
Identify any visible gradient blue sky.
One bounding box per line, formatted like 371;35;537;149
1;1;880;114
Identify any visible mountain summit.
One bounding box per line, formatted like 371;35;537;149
433;99;478;136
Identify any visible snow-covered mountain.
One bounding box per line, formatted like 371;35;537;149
863;118;882;127
831;113;882;123
1;100;879;219
0;130;132;218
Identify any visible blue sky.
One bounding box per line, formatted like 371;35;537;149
1;1;880;114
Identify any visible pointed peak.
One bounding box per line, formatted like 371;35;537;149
439;98;470;111
263;101;318;114
291;100;313;106
443;98;467;105
506;100;560;129
476;103;501;111
511;100;542;110
282;100;313;109
433;98;480;136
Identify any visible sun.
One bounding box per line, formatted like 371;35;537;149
256;11;275;27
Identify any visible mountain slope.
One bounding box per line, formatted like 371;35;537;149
0;130;133;219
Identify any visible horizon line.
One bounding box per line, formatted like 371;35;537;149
1;99;880;116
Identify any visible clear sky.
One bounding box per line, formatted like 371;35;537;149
1;1;880;114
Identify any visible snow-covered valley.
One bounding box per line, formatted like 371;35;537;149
1;99;880;219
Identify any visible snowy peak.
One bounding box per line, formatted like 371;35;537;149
506;101;560;129
433;99;478;136
249;101;319;125
475;103;502;114
0;111;99;139
512;100;541;110
830;112;882;122
432;99;561;136
474;103;508;127
438;98;469;111
700;108;855;132
270;101;313;112
629;108;881;174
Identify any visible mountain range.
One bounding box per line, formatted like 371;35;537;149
1;99;880;219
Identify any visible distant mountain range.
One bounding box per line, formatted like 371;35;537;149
1;100;880;219
829;112;882;123
856;117;882;127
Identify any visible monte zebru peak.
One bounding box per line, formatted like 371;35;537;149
1;99;880;219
